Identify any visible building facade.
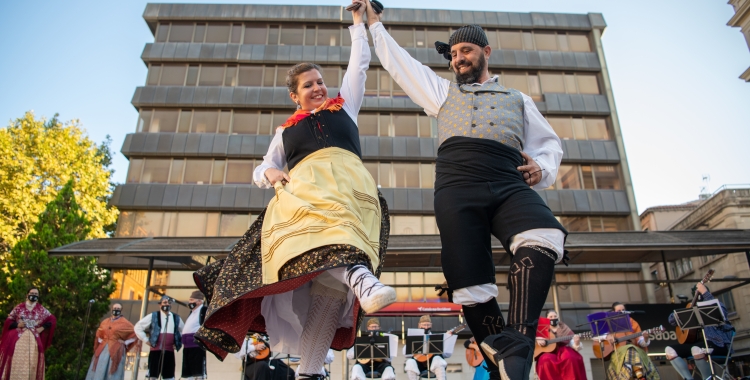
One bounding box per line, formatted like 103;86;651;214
728;0;750;82
108;4;648;379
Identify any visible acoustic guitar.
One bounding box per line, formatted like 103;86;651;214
675;269;715;344
414;323;466;363
533;331;592;359
251;334;271;360
592;326;665;360
465;337;484;367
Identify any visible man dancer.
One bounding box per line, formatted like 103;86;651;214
134;296;185;380
364;3;566;380
85;303;138;380
182;291;207;380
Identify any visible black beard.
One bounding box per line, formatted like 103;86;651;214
453;54;486;85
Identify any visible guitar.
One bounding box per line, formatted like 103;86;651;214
592;326;665;360
533;331;593;359
250;333;271;360
465;337;484;367
675;269;715;344
414;323;466;363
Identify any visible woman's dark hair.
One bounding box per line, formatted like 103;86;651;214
286;63;323;93
611;302;623;311
27;287;39;294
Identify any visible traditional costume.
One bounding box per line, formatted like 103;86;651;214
370;20;566;380
0;301;56;380
403;316;450;380
347;318;396;380
605;317;659;380
193;21;394;380
85;312;138;380
134;299;185;380
182;291;207;380
534;317;585;380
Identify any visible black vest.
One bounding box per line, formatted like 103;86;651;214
282;110;362;171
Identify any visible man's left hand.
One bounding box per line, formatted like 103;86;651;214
518;152;543;186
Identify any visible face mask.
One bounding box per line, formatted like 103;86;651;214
28;295;38;302
550;318;559;327
189;302;197;310
161;305;171;312
112;310;122;317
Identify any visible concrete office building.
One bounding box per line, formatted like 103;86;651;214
727;0;750;82
102;4;649;379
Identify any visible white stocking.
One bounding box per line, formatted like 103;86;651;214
298;284;346;376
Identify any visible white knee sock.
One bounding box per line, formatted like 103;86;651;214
298;289;345;376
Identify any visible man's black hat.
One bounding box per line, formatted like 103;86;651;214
435;24;489;61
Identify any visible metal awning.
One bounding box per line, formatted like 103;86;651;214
49;230;750;270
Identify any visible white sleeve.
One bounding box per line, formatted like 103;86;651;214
253;127;287;188
98;338;103;343
325;349;335;364
134;315;151;343
370;22;450;117
522;93;563;189
346;347;355;360
340;23;369;122
124;338;136;345
177;317;184;333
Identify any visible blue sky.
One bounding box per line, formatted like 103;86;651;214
1;0;748;214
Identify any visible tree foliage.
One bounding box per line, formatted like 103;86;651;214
0;111;118;252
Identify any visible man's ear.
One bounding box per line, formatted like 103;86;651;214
483;45;492;59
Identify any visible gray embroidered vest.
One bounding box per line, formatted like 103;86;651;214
436;78;525;151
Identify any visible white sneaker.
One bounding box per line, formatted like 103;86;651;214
346;265;396;313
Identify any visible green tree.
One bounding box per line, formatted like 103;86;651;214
1;181;115;380
0;111;118;252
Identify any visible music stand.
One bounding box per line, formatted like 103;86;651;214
405;334;444;380
673;299;726;380
582;311;633;380
354;335;390;380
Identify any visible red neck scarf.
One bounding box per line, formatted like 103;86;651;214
280;95;345;128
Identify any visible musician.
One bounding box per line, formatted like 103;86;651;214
404;315;451;380
235;333;272;380
347;318;396;380
665;283;734;380
463;338;488;380
534;311;585;380
604;302;660;380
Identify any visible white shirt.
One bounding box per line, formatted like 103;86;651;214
234;337;261;359
369;22;562;190
182;304;204;335
252;23;370;188
134;311;185;343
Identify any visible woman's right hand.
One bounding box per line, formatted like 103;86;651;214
264;167;290;186
364;0;381;26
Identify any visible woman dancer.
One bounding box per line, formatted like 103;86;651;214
193;1;394;379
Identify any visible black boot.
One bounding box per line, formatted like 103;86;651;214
481;246;556;380
462;298;504;374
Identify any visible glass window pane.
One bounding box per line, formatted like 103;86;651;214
426;28;451;46
365;69;378;96
484;30;499;48
232;111;259;134
547;117;573;140
115;211;135;237
358;113;378;136
418;115;433;138
151;110;178;133
183;160;212;184
134;212;165;237
540;72;565;93
577;74;600;94
267;25;279;45
572;118;586;140
341;27;352;46
160;64;187;86
422;215;438;234
317;26;340;46
557;165;581;189
415;29;426;48
321;67;339;87
206;24;230;43
192;110;218;133
276;66;292;88
206;213;220;236
280;25;304;45
379;163;392;187
198;65;225;86
138;110;152;133
305;27;316;45
393;163;419;188
602;217;629;231
231;24;242;43
503;73;528;94
220;214;251;236
420;163;434;189
147;66;161;86
226;160;254;184
263;67;276;87
272;113;288;129
433;70;453;82
244;23;267;44
394;272;409;301
238;66;263;86
564;74;577;93
175;213;207;236
585;118;609;140
259;113;273;135
193;24;206;43
522;32;534;50
528;74;541;98
561;216;590;232
534;32;557;50
169;159;184;184
156;24;169;43
393;114;418;137
499;31;522;50
557;34;570;51
363;162;378;183
593;165;621;190
392;79;406;97
393;216;422;235
168;23;194;42
379;114;393;136
178;111;191;133
581;165;595;189
127;159;144;183
569;34;591;52
212;160;226;184
141;159;171;184
379;72;391;94
186;66;199;86
391;27;414;47
224;66;237;87
218;110;231;134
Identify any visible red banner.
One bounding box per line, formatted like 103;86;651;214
371;302;463;315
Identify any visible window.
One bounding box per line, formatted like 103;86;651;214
426;28;450;47
549;164;622;190
141;159;171;184
238;66;263;86
499;31;523;50
569;34;591;52
540;73;565;93
225;160;254;184
137;110;152;132
147;66;161;86
192;110;218;133
534;32;557;51
716;291;736;315
280;25;304;45
391;216;439;235
205;24;230;43
244;23;267;44
155;24;169;43
127;159;144;183
232;111;259;134
317;26;340;46
559;216;632;232
576;74;600;94
546;117;609;140
151;110;178;133
159;65;187;86
366;162;435;188
220;214;252;236
168;23;194;42
198;65;225;86
116;211;255;238
183;160;212;184
391;27;414;47
193;24;206;43
593;166;620;190
127;158;257;185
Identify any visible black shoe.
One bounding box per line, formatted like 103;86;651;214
480;329;534;380
298;374;326;380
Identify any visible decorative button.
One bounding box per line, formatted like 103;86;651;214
491;92;496;95
473;106;478;110
471;123;476;128
489;122;495;126
491;106;496;109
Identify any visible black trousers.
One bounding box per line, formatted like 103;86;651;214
244;358;273;380
147;350;175;379
181;347;206;378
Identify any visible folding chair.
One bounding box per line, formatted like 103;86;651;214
689;330;736;380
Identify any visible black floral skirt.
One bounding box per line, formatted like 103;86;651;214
193;192;390;360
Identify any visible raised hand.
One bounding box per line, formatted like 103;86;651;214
364;0;381;26
518;151;543;186
350;0;366;24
